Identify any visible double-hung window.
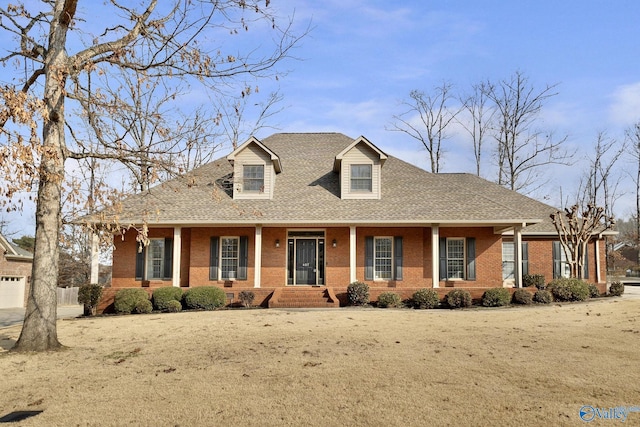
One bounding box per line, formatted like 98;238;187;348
502;241;529;280
446;238;465;279
210;236;249;281
439;237;476;281
136;237;173;281
243;165;264;193
502;242;515;280
350;164;372;192
365;236;403;281
220;237;239;280
374;237;393;280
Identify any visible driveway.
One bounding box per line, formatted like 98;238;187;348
0;306;83;328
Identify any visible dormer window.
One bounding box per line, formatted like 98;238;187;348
350;164;372;192
243;165;264;193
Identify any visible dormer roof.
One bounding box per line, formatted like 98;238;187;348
333;135;388;172
227;136;282;173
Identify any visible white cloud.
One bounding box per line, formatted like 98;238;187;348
609;82;640;126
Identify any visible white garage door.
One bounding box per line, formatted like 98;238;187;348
0;276;26;309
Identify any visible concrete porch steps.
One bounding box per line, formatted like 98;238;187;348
268;286;340;308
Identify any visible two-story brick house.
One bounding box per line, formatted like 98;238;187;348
89;133;610;309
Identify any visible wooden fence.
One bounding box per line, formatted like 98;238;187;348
57;287;80;306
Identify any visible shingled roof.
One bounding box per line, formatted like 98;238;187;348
90;132;560;229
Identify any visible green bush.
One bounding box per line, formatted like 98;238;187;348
238;290;255;308
547;278;590;302
347;281;370;306
533;289;553;304
166;299;182;313
134;299;153;314
609;281;624;297
152;287;183;311
523;274;545;289
587;283;600;298
183;286;226;310
412;289;440;309
78;283;103;316
512;288;533;305
445;289;472;309
377;292;402;308
481;288;511;307
114;288;150;314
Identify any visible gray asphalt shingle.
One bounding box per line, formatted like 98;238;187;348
89;133;560;229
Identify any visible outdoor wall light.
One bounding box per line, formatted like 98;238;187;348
275;239;280;248
332;239;337;248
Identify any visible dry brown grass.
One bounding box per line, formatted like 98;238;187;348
1;298;639;426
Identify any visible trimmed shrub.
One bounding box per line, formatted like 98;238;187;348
547;278;590;302
152;287;183;311
412;289;440;309
134;299;153;314
512;288;533;305
347;281;370;306
609;281;624;297
165;300;182;313
523;274;545;289
445;289;472;309
481;288;511;307
183;286;226;310
587;283;600;298
533;289;553;304
114;288;150;314
78;283;103;316
377;292;402;308
238;290;255;308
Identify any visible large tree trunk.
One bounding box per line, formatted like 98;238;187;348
13;0;72;352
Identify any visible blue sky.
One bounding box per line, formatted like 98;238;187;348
2;0;640;236
256;0;639;212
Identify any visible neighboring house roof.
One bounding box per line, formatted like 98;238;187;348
0;233;33;261
86;132;568;229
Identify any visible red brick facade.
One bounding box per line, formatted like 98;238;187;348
107;226;608;311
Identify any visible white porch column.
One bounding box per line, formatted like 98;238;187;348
514;226;523;288
431;225;439;288
172;227;181;287
254;225;262;288
595;239;602;283
90;232;99;284
349;226;357;283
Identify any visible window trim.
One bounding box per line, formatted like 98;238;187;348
446;238;466;280
243;164;265;193
373;236;393;280
210;236;249;281
439;237;476;281
137;237;173;281
350;164;372;193
365;235;403;281
146;238;165;280
220;236;240;280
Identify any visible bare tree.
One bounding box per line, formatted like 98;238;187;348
627;121;640;266
389;82;461;173
0;0;305;352
458;81;496;176
574;131;627;273
576;132;626;219
550;204;615;279
485;71;574;193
